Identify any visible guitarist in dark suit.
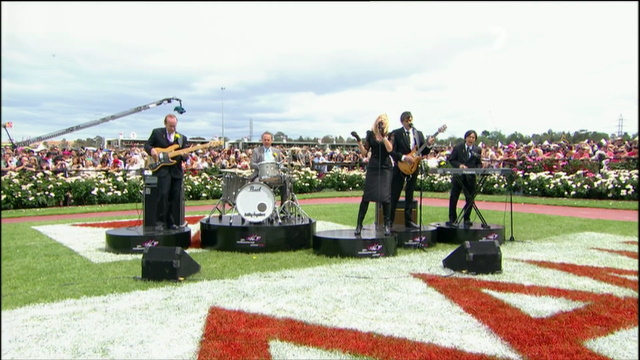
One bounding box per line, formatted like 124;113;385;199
144;114;188;230
389;111;435;229
446;130;482;228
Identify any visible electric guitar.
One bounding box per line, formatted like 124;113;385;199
398;124;447;175
146;141;215;172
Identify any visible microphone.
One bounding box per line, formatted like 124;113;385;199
350;131;361;142
378;122;385;135
408;123;414;128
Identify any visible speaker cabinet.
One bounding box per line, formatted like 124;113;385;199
143;175;158;227
377;200;418;225
141;246;201;281
443;240;502;274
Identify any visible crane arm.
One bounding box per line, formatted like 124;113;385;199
9;97;184;148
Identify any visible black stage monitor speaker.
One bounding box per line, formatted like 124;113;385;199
141;246;201;281
443;240;502;274
143;175;158;227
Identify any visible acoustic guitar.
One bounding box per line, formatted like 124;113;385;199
146;141;215;172
398;124;447;175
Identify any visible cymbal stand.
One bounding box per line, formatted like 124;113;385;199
278;177;311;223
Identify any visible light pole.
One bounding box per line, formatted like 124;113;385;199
221;87;225;149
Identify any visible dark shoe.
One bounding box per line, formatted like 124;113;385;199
354;224;363;235
463;221;473;228
168;224;180;230
405;221;419;229
445;221;458;228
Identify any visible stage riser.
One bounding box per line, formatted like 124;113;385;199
394;226;438;248
105;227;192;254
365;224;438;249
312;229;398;258
432;222;505;245
199;215;315;252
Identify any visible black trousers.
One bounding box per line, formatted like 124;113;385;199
390;167;417;224
156;173;183;227
448;175;476;223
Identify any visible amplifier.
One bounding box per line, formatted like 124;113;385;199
376;199;418;226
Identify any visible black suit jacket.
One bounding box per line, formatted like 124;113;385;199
389;127;429;169
448;142;483;169
144;127;188;178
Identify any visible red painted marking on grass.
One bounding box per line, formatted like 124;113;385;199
417;273;638;360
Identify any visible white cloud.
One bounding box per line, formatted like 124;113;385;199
2;2;637;145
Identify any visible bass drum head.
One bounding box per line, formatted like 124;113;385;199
235;182;276;223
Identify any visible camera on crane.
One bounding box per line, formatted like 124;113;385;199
174;106;186;115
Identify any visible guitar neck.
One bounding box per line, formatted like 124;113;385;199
411;126;446;154
169;143;211;157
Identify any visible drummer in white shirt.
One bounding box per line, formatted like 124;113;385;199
249;131;289;203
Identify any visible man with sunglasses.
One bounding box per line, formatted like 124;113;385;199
389;111;435;230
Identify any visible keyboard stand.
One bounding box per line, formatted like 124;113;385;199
453;173;491;229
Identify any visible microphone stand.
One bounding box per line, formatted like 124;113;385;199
508;172;515;241
418;159;426;250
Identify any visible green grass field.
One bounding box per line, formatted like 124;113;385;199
1;193;637;311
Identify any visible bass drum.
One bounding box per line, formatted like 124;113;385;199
235;182;276;223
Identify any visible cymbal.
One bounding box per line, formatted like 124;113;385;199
221;169;251;176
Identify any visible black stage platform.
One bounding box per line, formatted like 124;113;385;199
312;224;397;258
200;214;315;252
105;226;192;254
432;222;504;245
312;223;438;258
391;224;438;249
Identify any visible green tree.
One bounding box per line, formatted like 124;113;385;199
59;139;70;150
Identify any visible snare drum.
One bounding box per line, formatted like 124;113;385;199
222;172;248;202
235;182;276;223
258;161;281;184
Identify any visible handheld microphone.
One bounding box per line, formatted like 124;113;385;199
350;131;361;142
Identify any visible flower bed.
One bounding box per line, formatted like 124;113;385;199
1;166;637;210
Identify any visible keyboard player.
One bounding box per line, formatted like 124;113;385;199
446;130;483;227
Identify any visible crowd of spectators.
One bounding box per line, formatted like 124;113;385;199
1;137;637;178
0;143;363;177
473;137;638;170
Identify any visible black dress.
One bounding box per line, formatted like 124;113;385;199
361;130;392;203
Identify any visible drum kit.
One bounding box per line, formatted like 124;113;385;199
208;160;309;225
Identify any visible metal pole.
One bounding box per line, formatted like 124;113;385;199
221;87;225;149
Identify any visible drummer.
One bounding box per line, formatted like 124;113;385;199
249;131;285;179
249;131;289;204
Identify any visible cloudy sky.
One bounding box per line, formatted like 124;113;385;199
1;2;638;146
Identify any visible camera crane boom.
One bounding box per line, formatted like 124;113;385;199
2;97;185;149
